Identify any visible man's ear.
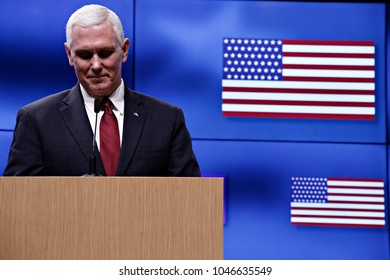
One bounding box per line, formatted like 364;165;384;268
121;38;130;63
64;43;74;66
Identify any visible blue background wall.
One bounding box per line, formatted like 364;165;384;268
1;0;388;259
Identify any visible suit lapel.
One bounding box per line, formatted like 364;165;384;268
116;88;146;175
59;84;96;165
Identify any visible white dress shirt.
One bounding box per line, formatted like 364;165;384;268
80;80;125;150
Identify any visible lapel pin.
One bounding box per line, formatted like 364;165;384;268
133;112;139;117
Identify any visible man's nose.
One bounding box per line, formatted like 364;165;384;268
90;54;103;70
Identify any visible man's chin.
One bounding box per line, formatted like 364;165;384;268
85;86;113;98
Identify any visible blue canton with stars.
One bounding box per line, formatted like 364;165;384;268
223;38;283;81
291;177;328;203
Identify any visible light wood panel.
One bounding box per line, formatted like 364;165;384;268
0;177;223;260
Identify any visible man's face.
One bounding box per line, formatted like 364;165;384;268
65;20;130;98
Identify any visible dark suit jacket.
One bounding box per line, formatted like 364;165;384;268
3;84;201;176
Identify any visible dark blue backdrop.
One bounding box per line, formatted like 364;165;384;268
0;0;388;259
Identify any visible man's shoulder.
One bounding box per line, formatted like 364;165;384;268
128;89;179;111
23;87;75;111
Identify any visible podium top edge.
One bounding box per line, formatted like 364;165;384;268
0;176;224;179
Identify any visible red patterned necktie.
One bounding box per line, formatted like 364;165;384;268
100;98;120;176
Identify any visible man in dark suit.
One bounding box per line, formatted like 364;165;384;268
3;4;200;177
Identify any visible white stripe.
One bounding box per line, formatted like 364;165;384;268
328;188;384;195
222;80;375;90
283;57;375;66
222;104;375;115
283;69;374;78
222;92;375;103
328;180;384;187
283;44;375;54
291;217;385;225
291;209;385;218
328;196;385;203
291;202;385;210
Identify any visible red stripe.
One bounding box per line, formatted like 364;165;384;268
292;207;384;212
222;112;375;120
283;39;374;46
326;200;383;205
292;214;384;220
292;222;384;228
283;76;374;83
283;52;374;58
328;178;384;182
222;87;375;95
283;64;375;70
329;193;383;198
329;185;383;190
222;99;374;107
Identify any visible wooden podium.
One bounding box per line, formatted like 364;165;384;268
0;177;224;260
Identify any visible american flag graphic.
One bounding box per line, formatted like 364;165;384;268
290;177;385;228
222;38;375;120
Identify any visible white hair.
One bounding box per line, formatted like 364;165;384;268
66;4;124;47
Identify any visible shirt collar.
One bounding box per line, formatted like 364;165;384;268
80;80;125;115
